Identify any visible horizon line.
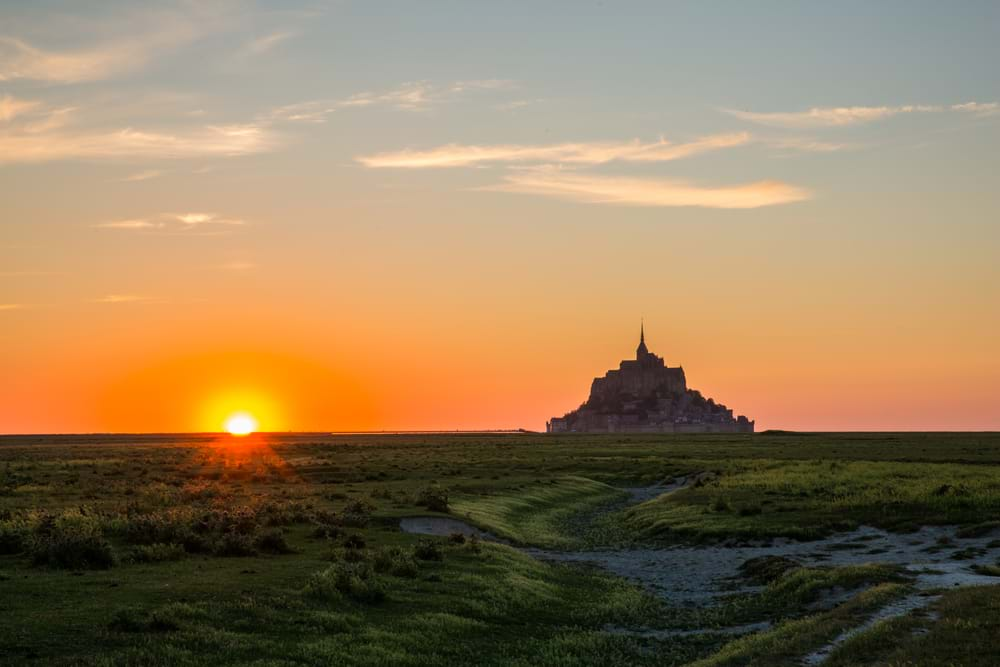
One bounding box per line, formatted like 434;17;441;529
2;429;1000;438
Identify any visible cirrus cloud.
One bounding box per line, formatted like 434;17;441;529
0;120;275;164
95;212;246;233
0;94;38;122
723;101;1000;128
92;294;151;304
357;133;751;168
0;35;148;83
483;169;810;209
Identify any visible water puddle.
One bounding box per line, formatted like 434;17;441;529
398;516;500;541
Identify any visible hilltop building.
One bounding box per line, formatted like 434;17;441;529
547;325;754;433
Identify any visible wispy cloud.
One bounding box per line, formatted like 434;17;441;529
951;101;1000;116
269;79;519;123
723;101;1000;128
174;212;244;226
340;81;434;111
0;36;147;83
345;80;514;111
92;294;152;304
95;212;246;233
0;94;38;122
484;169;810;209
357;133;751;168
0;303;25;311
120;169;163;182
768;137;849;153
0;117;275;164
448;79;515;94
243;31;295;56
95;219;161;230
497;99;540;112
0;4;235;84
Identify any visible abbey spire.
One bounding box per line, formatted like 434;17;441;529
636;320;649;358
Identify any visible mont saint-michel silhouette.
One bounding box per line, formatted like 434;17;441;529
547;325;754;433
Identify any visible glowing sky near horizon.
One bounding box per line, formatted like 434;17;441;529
1;1;999;433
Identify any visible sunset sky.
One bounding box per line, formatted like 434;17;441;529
2;1;999;433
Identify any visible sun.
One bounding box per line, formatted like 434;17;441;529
224;412;258;436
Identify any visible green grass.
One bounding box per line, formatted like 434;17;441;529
690;583;911;667
624;458;1000;542
451;475;627;548
2;432;1000;664
822;585;1000;666
663;562;908;632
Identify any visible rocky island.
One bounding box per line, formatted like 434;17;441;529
547;325;754;433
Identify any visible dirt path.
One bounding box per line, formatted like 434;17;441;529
400;481;1000;662
801;591;938;666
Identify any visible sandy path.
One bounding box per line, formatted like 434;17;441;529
399;481;1000;661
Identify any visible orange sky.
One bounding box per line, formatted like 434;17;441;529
2;3;999;433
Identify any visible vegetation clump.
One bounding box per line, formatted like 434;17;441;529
372;546;420;578
28;511;117;570
413;538;444;561
739;555;799;584
305;562;386;603
338;499;375;528
212;530;257;557
415;485;450;513
126;542;186;564
255;528;294;554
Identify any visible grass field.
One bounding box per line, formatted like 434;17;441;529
1;432;999;665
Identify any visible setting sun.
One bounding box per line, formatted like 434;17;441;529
224;412;258;436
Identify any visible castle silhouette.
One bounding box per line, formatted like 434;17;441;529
547;324;753;433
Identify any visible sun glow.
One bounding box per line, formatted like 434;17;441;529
224;412;258;436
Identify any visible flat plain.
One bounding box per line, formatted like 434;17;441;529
2;432;999;666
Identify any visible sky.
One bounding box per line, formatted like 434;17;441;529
1;1;999;433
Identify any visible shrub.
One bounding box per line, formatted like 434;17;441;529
29;512;117;570
448;532;466;545
255;529;294;555
201;506;260;536
179;531;213;555
127;543;186;564
213;531;257;557
340;500;374;528
415;485;450;513
0;521;26;555
305;562;386;603
120;511;191;546
413;538;443;562
343;533;366;550
260;500;313;527
373;546;419;578
311;524;341;540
